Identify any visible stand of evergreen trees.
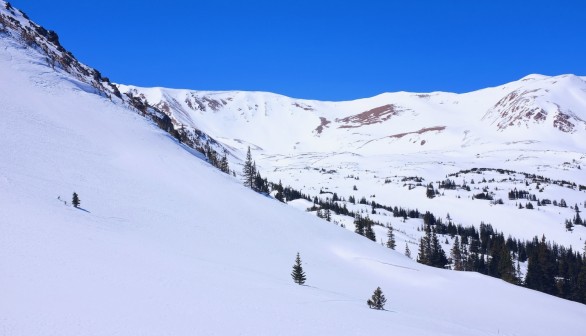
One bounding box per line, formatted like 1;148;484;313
242;146;269;193
231;151;586;305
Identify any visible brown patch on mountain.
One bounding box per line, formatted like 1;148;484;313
185;96;224;112
337;104;400;128
553;112;575;132
293;102;314;111
389;126;446;139
315;117;331;135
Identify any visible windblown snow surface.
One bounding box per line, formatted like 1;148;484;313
1;20;586;336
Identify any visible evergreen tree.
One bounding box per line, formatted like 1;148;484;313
426;183;435;199
565;219;574;232
386;224;396;249
72;192;80;208
430;227;448;267
405;243;412;258
220;152;230;173
497;245;517;284
291;252;306;285
367;287;387;310
242;146;255;188
417;224;447;268
576;262;586;303
450;236;463;270
574;212;583;225
364;219;376;242
354;215;365;236
516;260;522;284
417;224;432;265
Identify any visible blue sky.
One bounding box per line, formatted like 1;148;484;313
11;0;586;100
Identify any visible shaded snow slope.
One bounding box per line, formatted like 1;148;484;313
2;21;586;336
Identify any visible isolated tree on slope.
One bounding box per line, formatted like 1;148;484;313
367;287;386;310
386;224;396;249
72;192;80;208
242;146;255;189
405;243;411;258
291;252;306;285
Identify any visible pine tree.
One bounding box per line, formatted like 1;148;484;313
367;287;387;310
364;219;376;242
386;224;396;249
72;192;80;208
450;236;463;270
565;219;574;232
354;215;365;236
497;246;517;284
242;146;255;189
430;227;448;267
405;243;411;258
574;212;583;225
220;152;230;173
291;252;306;285
417;224;432;265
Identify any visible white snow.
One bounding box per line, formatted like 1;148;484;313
1;21;586;336
120;73;586;252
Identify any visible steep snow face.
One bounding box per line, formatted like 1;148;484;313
2;17;586;336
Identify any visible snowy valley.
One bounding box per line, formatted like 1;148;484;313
1;2;586;335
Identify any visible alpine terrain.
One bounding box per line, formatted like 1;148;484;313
1;2;586;335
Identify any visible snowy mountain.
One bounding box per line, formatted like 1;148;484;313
118;73;586;154
118;70;586;251
2;2;586;335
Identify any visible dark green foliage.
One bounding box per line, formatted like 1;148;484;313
238;168;586;305
367;287;386;310
524;236;556;294
450;236;463;270
386;224;396;249
574;212;583;225
354;215;365;236
72;192;80;208
364;223;376;242
291;252;306;285
426;183;436;198
219;153;230;174
565;219;574;232
240;147;269;193
242;146;255;189
354;215;376;241
418;223;448;268
203;141;230;174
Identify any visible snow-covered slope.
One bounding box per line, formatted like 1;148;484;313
118;73;586;155
2;4;586;336
119;74;586;252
